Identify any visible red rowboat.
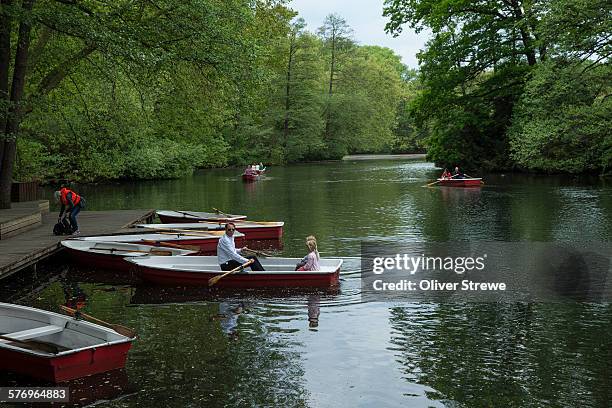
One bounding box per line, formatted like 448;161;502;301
242;171;259;182
0;303;134;383
76;231;245;254
61;240;196;272
134;220;284;240
126;256;343;288
157;210;247;224
437;178;483;187
242;166;266;182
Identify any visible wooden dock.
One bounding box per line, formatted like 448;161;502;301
0;207;155;280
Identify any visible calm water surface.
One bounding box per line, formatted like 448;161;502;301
5;160;612;407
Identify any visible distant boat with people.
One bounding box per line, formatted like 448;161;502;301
242;163;266;182
426;167;484;187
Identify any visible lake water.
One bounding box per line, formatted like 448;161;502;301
4;159;612;407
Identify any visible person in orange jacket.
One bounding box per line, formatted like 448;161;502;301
54;187;85;235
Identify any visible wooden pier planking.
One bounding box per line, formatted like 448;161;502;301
0;208;155;280
0;201;48;240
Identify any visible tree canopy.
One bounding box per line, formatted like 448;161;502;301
384;0;611;174
0;2;419;207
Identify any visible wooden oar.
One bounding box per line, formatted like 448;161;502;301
141;240;200;252
241;247;276;257
177;210;203;219
95;247;172;256
59;305;136;338
212;207;230;218
0;334;59;354
158;230;224;237
208;259;254;287
211;208;243;221
232;220;281;226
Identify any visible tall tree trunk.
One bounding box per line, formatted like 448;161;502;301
510;0;537;66
324;32;336;140
0;0;34;209
283;38;295;146
0;0;12;182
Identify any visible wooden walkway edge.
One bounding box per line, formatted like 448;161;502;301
0;209;155;280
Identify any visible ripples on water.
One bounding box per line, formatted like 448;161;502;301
5;160;611;407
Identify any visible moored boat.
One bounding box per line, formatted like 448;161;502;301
61;240;197;272
0;303;135;383
157;210;247;223
126;256;343;288
437;177;483;187
75;231;245;254
134;220;284;240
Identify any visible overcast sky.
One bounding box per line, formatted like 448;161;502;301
288;0;430;68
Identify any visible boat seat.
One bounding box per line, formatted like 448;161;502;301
2;325;64;341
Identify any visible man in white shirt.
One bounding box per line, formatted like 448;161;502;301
217;222;264;271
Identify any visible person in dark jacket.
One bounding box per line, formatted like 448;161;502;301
54;187;85;235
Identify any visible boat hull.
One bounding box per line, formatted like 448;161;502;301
136;266;340;288
76;234;244;254
437;178;482;187
0;342;132;383
137;223;283;240
0;303;134;383
242;173;259;182
64;248;135;272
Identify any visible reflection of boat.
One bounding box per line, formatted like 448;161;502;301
437;178;483;187
65;369;132;406
61;240;196;272
0;368;133;405
135;220;284;240
157;210;247;223
0;303;134;383
75;231;245;254
127;256;343;288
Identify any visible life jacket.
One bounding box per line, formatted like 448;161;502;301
60;187;81;206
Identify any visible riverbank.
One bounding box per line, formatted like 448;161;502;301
342;153;427;161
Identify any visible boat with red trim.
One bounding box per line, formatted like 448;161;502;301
61;240;196;272
436;177;483;187
156;210;247;224
134;220;284;240
126;256;342;288
0;303;135;383
75;231;245;254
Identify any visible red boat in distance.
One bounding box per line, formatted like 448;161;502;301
242;164;266;182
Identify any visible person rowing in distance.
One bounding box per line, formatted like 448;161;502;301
217;222;265;271
453;166;466;179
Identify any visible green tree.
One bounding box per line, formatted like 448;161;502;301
317;13;354;151
383;0;547;171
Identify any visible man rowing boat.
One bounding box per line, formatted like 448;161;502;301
452;166;466;179
217;222;265;271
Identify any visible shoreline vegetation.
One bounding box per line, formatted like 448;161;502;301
0;1;610;205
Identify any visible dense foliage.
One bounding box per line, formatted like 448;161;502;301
0;0;421;200
384;0;611;174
